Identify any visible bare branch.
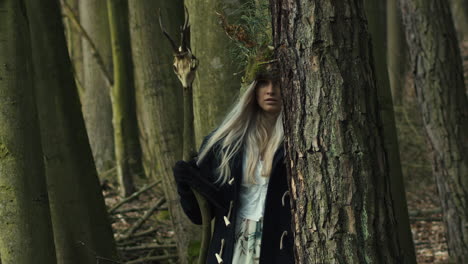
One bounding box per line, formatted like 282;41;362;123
60;0;113;88
108;180;162;214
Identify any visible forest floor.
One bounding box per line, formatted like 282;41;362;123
102;180;449;264
407;184;448;264
103;180;179;264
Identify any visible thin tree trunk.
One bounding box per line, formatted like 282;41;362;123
364;1;417;261
400;0;468;262
62;0;84;102
0;1;57;263
107;0;140;197
185;0;244;147
449;0;468;42
271;0;416;262
24;0;120;263
387;0;408;106
79;0;115;173
128;1;201;263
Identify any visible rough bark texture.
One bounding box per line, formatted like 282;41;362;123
24;0;119;263
363;1;416;262
400;0;468;262
107;0;141;197
271;0;414;262
79;0;115;173
0;1;57;263
185;0;243;147
128;1;201;263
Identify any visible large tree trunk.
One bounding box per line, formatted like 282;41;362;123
0;1;57;263
79;0;115;173
24;0;119;263
107;0;142;197
128;1;201;263
271;0;416;263
363;1;416;261
185;0;243;147
400;0;468;262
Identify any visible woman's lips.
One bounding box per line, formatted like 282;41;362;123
265;98;277;102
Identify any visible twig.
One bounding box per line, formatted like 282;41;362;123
116;237;146;246
113;206;168;215
409;208;441;217
122;197;166;239
126;255;178;264
131;226;161;238
164;249;176;264
100;166;117;179
116;227;160;243
77;241;123;264
410;217;442;222
60;0;114;88
109;180;162;213
112;207;150;214
118;243;176;252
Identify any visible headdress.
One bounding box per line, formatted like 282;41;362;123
216;0;278;93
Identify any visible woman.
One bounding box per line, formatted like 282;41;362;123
173;76;294;264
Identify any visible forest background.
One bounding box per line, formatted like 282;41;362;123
0;0;467;263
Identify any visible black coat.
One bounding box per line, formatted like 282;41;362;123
174;134;295;264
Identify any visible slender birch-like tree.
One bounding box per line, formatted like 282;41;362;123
79;0;115;173
107;0;141;197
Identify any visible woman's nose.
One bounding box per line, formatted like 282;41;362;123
266;84;275;94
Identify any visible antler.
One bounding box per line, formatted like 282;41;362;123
180;6;191;51
158;9;178;52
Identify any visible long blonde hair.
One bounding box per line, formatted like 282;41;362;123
197;80;284;185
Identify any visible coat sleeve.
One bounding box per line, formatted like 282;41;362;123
176;180;204;225
174;131;220;225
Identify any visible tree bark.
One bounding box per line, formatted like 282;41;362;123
271;0;416;262
79;0;115;173
0;1;57;263
400;0;468;262
128;1;201;263
107;0;142;197
24;0;120;263
363;1;417;262
185;0;244;147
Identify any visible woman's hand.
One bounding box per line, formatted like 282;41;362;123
173;159;199;181
173;159;198;193
173;159;225;209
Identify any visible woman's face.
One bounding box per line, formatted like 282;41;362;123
256;79;282;114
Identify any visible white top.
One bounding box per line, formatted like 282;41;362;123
237;152;270;221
